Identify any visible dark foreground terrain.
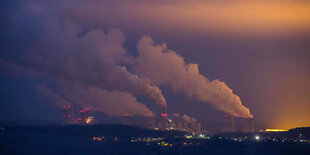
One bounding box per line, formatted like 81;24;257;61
0;125;309;155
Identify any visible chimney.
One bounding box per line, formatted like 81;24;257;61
161;106;168;117
63;106;74;124
243;118;254;132
224;114;235;132
231;117;235;132
160;107;169;129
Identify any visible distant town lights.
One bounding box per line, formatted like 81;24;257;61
255;135;260;140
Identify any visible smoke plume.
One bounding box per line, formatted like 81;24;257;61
1;9;166;116
134;36;253;118
1;4;252;118
65;86;154;117
81;87;154;116
27;24;166;109
37;84;154;117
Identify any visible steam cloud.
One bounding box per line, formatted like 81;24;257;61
133;36;253;118
1;4;252;118
37;84;154;116
2;15;165;116
80;87;154;116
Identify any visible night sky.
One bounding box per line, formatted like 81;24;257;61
1;0;309;129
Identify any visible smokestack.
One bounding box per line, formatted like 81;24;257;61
63;106;74;124
197;122;201;133
231;117;235;132
176;121;183;130
248;118;254;132
159;107;169;129
161;106;168;117
224;114;235;132
242;118;254;132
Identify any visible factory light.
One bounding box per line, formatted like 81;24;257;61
185;135;192;139
85;116;94;124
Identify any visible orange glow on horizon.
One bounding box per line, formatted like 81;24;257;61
265;129;288;132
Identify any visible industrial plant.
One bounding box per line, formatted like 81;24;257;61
120;112;203;133
62;105;204;133
61;104;260;134
62;106;95;125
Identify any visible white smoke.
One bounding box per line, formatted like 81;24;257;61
82;87;154;116
37;84;154;117
27;24;166;108
67;86;154;116
134;36;253;118
2;15;166;116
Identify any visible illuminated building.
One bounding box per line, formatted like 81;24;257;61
78;107;94;124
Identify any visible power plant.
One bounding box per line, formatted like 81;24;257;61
62;106;95;125
61;105;204;133
117;109;204;134
60;105;253;134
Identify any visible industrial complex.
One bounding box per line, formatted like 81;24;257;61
61;105;255;134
